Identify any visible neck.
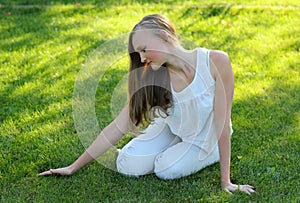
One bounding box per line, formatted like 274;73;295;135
165;46;197;73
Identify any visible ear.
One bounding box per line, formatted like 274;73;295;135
159;30;169;42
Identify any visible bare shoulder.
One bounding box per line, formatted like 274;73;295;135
210;50;230;63
209;50;232;80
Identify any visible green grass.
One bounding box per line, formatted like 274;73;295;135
0;1;299;202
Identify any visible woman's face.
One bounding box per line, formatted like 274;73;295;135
132;29;168;71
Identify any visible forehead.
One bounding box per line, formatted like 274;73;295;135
132;29;156;51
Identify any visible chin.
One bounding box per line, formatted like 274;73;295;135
150;64;161;71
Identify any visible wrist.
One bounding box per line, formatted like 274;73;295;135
221;180;231;188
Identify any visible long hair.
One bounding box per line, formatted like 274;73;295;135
128;14;180;126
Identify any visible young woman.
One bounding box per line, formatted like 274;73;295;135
39;14;255;195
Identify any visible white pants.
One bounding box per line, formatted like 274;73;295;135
116;119;220;180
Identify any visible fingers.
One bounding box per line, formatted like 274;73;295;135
38;169;60;176
240;185;256;195
247;187;256;194
240;185;252;190
224;188;233;195
38;167;72;176
223;184;256;195
38;170;52;176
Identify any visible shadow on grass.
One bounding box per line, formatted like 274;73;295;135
0;6;108;124
0;5;125;185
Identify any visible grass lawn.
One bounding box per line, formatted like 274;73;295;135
0;0;299;202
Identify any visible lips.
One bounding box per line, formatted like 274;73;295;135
146;61;152;67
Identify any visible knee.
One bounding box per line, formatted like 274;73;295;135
154;167;183;180
154;154;185;180
116;149;154;177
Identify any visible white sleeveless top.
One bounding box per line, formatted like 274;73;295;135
164;47;233;155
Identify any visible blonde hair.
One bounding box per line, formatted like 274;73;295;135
128;14;179;126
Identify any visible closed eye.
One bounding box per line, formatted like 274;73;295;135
135;45;146;53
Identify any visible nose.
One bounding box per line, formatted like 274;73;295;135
139;52;146;63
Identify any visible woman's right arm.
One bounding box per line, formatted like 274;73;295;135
38;105;133;176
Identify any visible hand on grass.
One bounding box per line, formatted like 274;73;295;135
38;166;74;176
222;182;255;195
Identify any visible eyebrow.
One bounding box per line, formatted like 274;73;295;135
135;45;145;52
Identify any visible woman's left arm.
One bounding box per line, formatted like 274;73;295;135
210;50;255;195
